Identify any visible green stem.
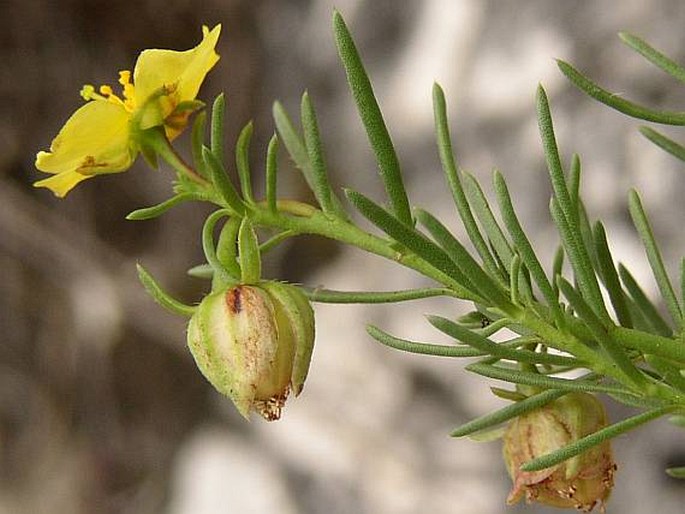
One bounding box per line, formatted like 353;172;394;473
144;128;210;186
244;202;479;300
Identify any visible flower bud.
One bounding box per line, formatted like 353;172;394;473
502;392;616;512
187;281;315;421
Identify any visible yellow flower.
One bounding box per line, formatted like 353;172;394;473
35;25;221;197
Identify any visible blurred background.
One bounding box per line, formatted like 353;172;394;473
2;0;685;513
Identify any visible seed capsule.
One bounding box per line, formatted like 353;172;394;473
187;282;315;421
502;392;616;512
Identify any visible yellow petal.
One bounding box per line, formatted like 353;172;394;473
35;100;134;176
133;25;221;129
33;170;92;198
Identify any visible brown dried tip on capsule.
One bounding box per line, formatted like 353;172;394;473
187;282;315;421
502;392;616;513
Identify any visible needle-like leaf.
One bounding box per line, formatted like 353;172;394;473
333;11;412;225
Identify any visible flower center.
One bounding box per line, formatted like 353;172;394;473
80;70;136;112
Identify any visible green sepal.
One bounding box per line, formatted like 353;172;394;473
238;218;261;284
520;406;674;472
215;216;242;281
174;99;205;115
261;281;315;396
140;143;159;169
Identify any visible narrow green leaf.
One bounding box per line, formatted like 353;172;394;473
476;318;513;338
306;287;457;304
578;201;600;273
191;111;208;177
211;93;226;167
136;263;196;317
126;193;201;220
462;172;516;271
550;193;608;324
259;230;296;254
639;126;685;163
432;83;502;279
521;406;674;472
618;263;672;336
558;59;685;125
551;245;564;299
238;218;261;284
494;171;563;325
490;387;528;402
608;390;669;409
202;146;245;215
451;389;568;437
236;121;255;203
265;133;279;213
629;189;682;329
568;154;581;214
612;326;685;364
272;101;349;220
510;253;522;305
187;263;213;279
416;209;512;307
301;92;335;214
333;11;412;225
466;426;507;442
344;189;483;301
537;86;574;221
666;467;685;479
367;325;487;358
429;316;579;367
645;354;685;392
557;276;647;388
593;221;632;327
273;101;313;182
466;363;629;396
619;32;685;84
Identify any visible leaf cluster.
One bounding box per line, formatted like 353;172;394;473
130;13;684;477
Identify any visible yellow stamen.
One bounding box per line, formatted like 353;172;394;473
118;70;136;111
98;84;126;108
79;72;136;112
80;84;105;101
